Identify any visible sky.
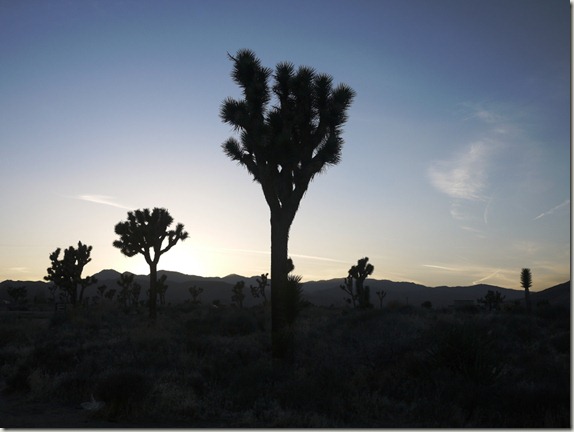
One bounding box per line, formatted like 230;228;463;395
0;0;570;290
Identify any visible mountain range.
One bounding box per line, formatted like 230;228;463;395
0;269;570;309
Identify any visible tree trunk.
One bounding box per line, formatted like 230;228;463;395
270;210;293;360
149;263;158;321
525;287;531;313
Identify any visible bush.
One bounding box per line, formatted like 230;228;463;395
95;369;152;420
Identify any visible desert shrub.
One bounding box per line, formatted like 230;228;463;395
426;318;502;384
94;369;152;420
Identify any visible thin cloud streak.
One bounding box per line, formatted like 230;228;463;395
203;247;347;264
422;264;458;271
534;200;570;220
428;141;492;201
77;195;132;210
472;269;501;285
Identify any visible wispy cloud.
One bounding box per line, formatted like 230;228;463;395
77;195;132;210
203;247;346;264
428;141;493;201
534;199;570;220
422;264;458;271
472;269;501;285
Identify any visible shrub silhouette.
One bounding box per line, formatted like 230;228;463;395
113;208;188;321
44;241;97;306
477;290;505;311
221;49;355;358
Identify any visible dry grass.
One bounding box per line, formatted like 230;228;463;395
0;302;569;427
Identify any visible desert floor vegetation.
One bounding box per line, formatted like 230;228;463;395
0;301;569;427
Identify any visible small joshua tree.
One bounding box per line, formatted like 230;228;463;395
231;280;246;308
116;273;141;311
376;289;387;309
188;285;203;305
156;274;168;306
340;275;357;308
521;268;532;313
250;273;269;306
341;257;374;309
45;241;97;306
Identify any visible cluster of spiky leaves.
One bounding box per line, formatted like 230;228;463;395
220;49;355;212
113;208;188;265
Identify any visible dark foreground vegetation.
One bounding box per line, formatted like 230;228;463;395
0;301;569;427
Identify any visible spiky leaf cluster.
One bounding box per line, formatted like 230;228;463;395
221;49;355;213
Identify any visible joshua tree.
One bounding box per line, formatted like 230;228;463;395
340;275;357;308
250;273;269;306
221;49;355;358
349;257;374;309
116;273;141;311
188;285;203;305
45;241;97;306
156;274;168;306
231;280;246;308
376;290;387;309
96;284;107;303
113;208;188;320
521;268;532;313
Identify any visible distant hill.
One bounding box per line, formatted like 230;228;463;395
0;270;569;309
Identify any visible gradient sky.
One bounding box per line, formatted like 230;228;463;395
0;0;570;290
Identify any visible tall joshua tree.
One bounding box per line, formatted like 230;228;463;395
113;208;188;320
221;49;355;358
521;268;532;313
45;241;97;306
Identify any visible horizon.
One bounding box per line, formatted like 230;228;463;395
1;0;570;291
1;267;569;293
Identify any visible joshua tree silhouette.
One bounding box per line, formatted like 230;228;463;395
44;241;97;306
113;208;188;320
221;49;355;358
521;268;532;313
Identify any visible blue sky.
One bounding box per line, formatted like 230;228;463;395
0;0;570;290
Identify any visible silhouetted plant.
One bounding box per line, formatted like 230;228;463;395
156;274;168;306
250;273;269;306
521;268;532;313
188;284;203;305
6;285;27;305
113;208;188;321
340;275;357;308
104;288;116;301
231;280;246;308
221;49;355;358
421;300;432;309
283;274;304;327
477;290;505;311
47;284;57;303
44;241;97;306
376;290;387;309
116;273;141;312
96;284;107;303
349;258;374;309
340;258;374;309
